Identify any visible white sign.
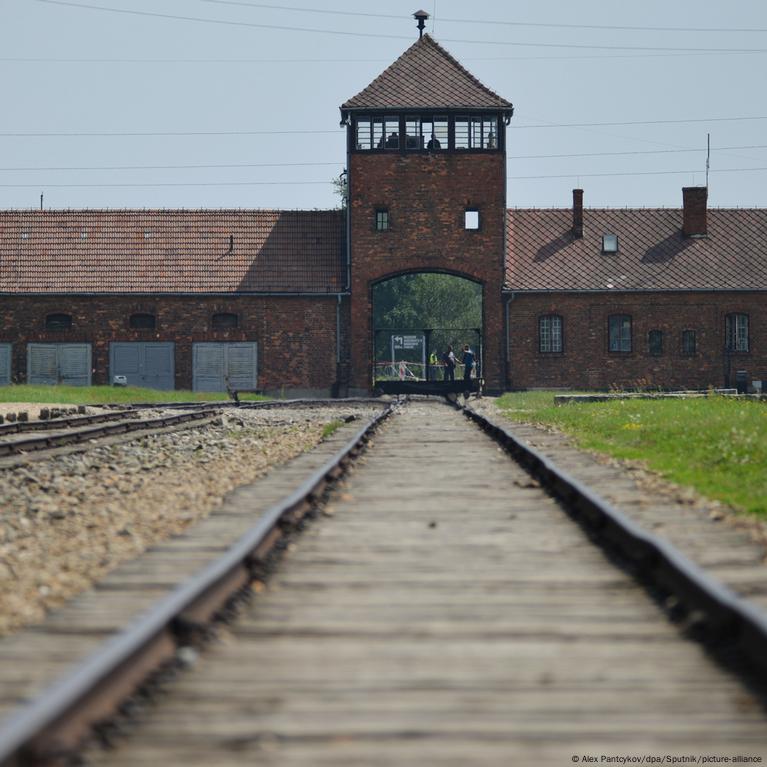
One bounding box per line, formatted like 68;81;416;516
392;334;423;350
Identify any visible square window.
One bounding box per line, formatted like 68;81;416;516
602;233;619;253
375;209;389;231
465;209;479;230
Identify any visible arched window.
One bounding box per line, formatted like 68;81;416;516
538;314;563;353
129;313;156;330
211;312;239;330
45;313;72;331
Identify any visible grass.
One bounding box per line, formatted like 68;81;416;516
495;391;767;517
0;384;268;405
321;419;344;440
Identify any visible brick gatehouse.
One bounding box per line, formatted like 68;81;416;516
1;27;765;395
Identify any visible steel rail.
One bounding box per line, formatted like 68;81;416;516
0;410;219;457
0;409;137;437
462;404;767;677
112;397;386;411
0;401;395;766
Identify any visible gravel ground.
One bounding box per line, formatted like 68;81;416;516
0;404;380;635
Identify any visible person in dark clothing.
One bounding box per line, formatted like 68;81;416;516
442;345;457;382
462;344;475;383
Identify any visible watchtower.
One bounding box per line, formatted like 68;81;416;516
340;13;514;393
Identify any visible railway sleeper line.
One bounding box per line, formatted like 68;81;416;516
0;402;396;766
461;403;767;676
0;398;765;763
0;409;222;461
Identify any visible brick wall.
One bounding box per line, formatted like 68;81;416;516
348;151;507;391
507;291;767;390
0;294;339;393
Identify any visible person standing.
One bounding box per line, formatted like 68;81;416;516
442;345;457;382
462;344;475;383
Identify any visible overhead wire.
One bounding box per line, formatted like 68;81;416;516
32;1;767;53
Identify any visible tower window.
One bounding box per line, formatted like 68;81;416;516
455;115;498;149
45;313;72;331
464;208;480;230
129;313;156;330
375;209;389;231
211;312;239;330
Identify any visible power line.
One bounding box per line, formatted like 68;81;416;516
0;181;334;188
32;1;767;53
4;145;767;172
0;129;342;138
198;0;767;35
0;161;341;171
509;166;767;181
511;116;767;129
1;167;766;188
3;116;766;139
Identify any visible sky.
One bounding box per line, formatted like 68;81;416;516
2;0;767;211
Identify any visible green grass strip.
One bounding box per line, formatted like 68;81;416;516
496;392;767;517
0;384;268;405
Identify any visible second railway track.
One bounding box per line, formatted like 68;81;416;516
1;398;766;765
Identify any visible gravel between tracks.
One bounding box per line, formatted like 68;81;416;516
0;404;380;636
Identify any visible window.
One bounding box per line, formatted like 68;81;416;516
681;330;697;355
648;329;663;356
539;315;563;353
129;313;156;330
608;314;632;352
355;115;399;150
404;115;448;150
375;209;389;231
464;208;480;230
602;233;619;253
45;313;72;331
726;313;749;352
455;115;498;149
211;312;239;330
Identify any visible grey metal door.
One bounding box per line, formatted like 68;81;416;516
110;342;175;390
0;344;11;386
27;344;91;386
193;342;257;392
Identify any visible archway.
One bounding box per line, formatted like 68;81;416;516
371;271;483;390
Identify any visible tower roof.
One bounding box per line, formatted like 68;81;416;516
340;34;513;116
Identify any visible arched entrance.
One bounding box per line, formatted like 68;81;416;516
371;271;483;392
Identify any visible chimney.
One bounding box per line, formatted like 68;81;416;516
572;188;583;238
682;186;708;237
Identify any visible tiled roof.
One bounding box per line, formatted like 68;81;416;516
506;208;767;291
0;210;345;294
341;34;513;112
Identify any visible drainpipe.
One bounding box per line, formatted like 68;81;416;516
505;292;515;390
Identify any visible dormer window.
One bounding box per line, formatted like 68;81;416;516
602;233;619;253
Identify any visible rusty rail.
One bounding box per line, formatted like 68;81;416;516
462;403;767;678
0;410;220;457
0;401;394;766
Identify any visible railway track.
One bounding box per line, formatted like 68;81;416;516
0;408;222;464
0;399;766;764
